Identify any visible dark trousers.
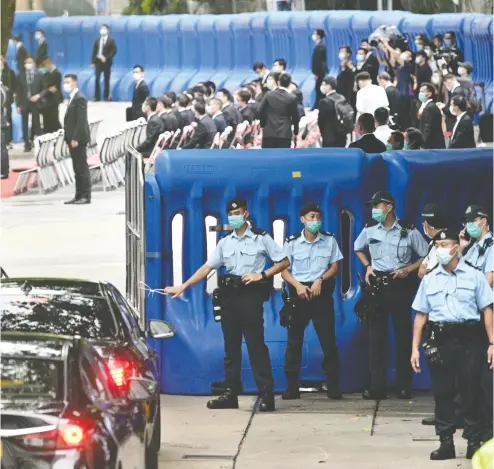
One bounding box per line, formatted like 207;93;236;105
95;62;111;101
69;143;91;200
21;102;41;145
430;337;483;440
322;135;347;148
277;0;292;10
284;281;340;386
368;275;416;392
5;101;13;142
313;75;325;110
261;136;291;149
41;105;61;134
220;286;274;396
1;127;9;176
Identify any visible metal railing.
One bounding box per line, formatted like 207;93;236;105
125;146;146;328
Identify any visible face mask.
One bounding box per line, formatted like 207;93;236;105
418;92;428;103
206;105;212;115
39;67;48;73
403;141;410;150
436;247;455;265
371;208;387;223
25;63;34;71
35;33;41;40
425;48;432;57
266;81;274;90
228;214;245;230
431;76;440;85
320;85;328;94
401;53;410;62
385;143;393;151
142;104;147;113
100;29;108;36
133;72;141;81
312;34;318;42
449;105;456;115
272;65;280;73
306;221;322;233
415;57;422;65
356;54;365;62
338;52;346;60
415;43;424;51
422;224;433;239
444;39;452;47
63;83;72;94
466;221;483;239
458;67;466;76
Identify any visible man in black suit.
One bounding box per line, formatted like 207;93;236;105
259;72;299;149
12;35;28;79
217;89;241;130
136;97;164;158
442;74;468;132
336;46;356;106
448;95;475;149
62;74;91;205
183;102;216;149
418;83;445;150
32;57;62;134
378;72;401;129
1;83;10;178
91;24;117;102
176;93;195;129
15;56;43;152
1;55;16;144
253;62;270;96
34;29;48;67
208;98;226;133
235;89;254;124
318;77;347;148
349;113;386;153
126;65;149;121
157;96;178;133
311;29;328;110
358;40;379;85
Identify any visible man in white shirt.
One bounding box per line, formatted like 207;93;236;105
373;107;393;145
355;71;389;119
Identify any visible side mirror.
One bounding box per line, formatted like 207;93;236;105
148;320;175;339
127;378;157;402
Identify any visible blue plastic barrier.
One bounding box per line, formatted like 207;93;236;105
144;148;492;394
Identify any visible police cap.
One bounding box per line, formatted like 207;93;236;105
422;203;447;228
462;205;489;223
366;191;396;207
300;202;322;217
226;197;247;212
432;228;460;243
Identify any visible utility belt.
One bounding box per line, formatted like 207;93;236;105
287;278;336;298
218;274;273;300
373;270;416;287
426;320;483;342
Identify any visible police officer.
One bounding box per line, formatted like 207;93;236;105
411;229;493;461
460;205;493;443
354;191;429;400
164;197;289;412
281;203;343;400
419;203;448;280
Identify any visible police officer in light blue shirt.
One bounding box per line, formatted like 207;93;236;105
354;191;429;400
280;202;343;400
411;228;493;461
165;196;289;412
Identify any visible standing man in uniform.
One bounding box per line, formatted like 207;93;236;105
91;24;117;102
281;203;343;400
354;191;429;399
62;74;91;205
411;229;493;461
164;197;290;411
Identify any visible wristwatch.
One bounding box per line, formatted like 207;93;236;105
318;276;324;282
365;264;371;269
261;271;267;280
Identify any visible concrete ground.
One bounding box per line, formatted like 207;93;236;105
0;101;474;469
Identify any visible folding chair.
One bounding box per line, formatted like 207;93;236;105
145;132;171;173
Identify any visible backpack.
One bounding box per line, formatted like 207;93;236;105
327;93;355;134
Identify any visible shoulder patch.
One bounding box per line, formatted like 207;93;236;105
251;227;268;236
365;218;378;228
220;230;233;239
320;230;334;237
285;232;302;243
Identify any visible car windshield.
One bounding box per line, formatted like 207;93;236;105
1;357;63;402
0;293;118;339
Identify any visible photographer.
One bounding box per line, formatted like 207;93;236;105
438;31;464;75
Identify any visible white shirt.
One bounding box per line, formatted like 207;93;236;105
356;84;389;118
135;78;144;88
451;111;467;139
422;245;438;272
69;87;79;104
418;98;433;117
374;125;393;145
98;36;106;58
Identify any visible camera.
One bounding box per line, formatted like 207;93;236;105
212;288;222;322
368;25;409;52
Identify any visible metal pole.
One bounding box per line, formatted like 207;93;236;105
388;0;393;10
377;0;383;10
232;0;237;14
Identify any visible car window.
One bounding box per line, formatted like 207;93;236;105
110;288;142;336
80;355;112;403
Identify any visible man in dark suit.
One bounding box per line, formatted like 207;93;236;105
34;29;48;67
209;98;226;133
32;57;62;134
15;56;44;152
311;29;328;110
1;55;16;144
418;83;445;150
217;89;241;130
12;35;28;79
336;46;356;106
1;83;10;178
157;96;179;133
63;74;91;205
442;74;468;132
448;96;475;149
136;97;164;158
259;72;299;149
176;93;195;129
359;41;379;84
253;62;270;96
318;76;347;148
91;24;117;102
183;102;216;149
378;72;401;129
349;113;386;153
236;89;254;124
126;65;149;121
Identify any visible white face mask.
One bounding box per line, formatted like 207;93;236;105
338;52;346;61
63;83;72;94
436;247;456;265
312;34;318;42
35;33;42;40
320;85;328;94
25;63;34;71
449;105;456;115
415;57;422;65
458;67;466;76
272;65;281;73
400;53;410;62
133;72;141;81
431;76;440;85
100;29;108;36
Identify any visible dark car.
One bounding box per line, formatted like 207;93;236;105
0;278;175;469
0;332;158;469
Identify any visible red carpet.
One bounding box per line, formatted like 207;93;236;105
1;173;20;199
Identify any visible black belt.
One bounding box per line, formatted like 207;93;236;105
218;274;271;289
428;320;483;340
429;320;481;330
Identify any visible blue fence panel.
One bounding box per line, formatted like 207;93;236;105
76;17;98;99
140;16;165;94
266;13;293;72
288;12;311;95
12;11;46;61
106;16;130;100
190;15;217;87
250;14;269;67
401;14;433;53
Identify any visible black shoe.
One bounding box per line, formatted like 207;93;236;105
327;385;343;400
362;389;387;400
73;198;91;205
64;198;78;204
259;395;275;412
454;419;465;430
24;145;32;152
466;440;481;460
422;415;435;426
282;387;300;400
396;389;412;399
430;437;455;460
207;392;239;410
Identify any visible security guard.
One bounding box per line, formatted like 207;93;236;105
281;202;343;400
165;197;289;412
354;191;429;400
411;229;493;461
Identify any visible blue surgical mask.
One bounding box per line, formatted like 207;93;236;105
415;43;424;51
356;54;365;62
385;143;393;151
39;67;48;73
466;221;483;239
418;92;428;103
444;39;452;47
306;221;322;233
372;208;387;223
228;215;245;230
338;52;346;61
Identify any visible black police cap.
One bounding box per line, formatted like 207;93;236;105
422;203;447;228
432;228;460;243
300;202;322;217
365;191;396;206
462;205;489;223
226;197;247;212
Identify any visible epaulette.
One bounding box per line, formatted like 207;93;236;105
220;230;233;239
365;218;379;228
251;227;268;236
424;264;439;275
320;230;334;237
465;260;482;271
285;232;302;243
479;237;493;256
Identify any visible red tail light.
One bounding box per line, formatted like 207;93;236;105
15;422;87;450
106;355;136;389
